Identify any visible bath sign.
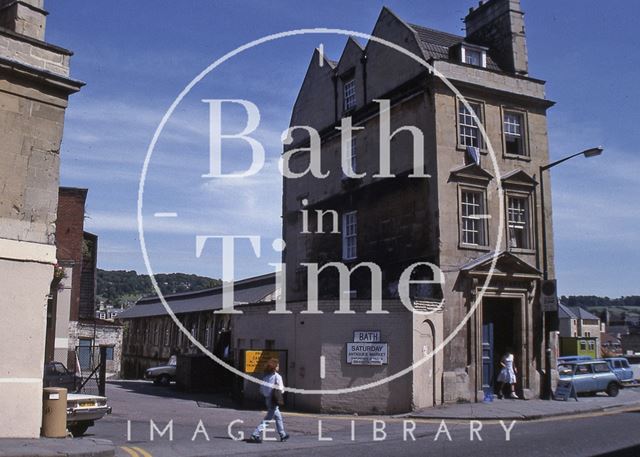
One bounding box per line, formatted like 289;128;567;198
346;342;388;365
353;331;381;343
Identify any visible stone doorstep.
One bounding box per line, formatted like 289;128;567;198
0;437;114;457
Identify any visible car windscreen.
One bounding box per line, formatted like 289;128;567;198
558;364;575;375
575;364;593;375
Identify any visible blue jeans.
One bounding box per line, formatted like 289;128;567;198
252;397;285;438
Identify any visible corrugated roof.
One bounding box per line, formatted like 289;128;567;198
407;23;503;72
118;273;276;319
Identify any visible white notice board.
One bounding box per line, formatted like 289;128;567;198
346;342;388;365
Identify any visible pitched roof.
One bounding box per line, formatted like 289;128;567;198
407;23;503;71
558;303;577;319
118;273;277;319
571;306;600;321
558;303;600;321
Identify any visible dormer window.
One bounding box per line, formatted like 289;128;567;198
460;45;487;68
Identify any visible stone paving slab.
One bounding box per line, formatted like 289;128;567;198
0;437;114;457
406;388;640;421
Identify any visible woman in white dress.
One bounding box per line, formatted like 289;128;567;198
496;348;518;399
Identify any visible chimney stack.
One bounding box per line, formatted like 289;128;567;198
0;0;48;41
464;0;528;76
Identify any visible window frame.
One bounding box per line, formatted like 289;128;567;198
343;79;356;112
501;107;530;159
461;45;487;68
458;185;490;250
456;98;486;152
342;210;358;261
505;191;534;253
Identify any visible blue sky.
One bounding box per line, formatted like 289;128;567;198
46;0;639;297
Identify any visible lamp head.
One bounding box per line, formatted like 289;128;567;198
583;146;604;158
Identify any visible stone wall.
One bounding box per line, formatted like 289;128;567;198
232;301;440;414
0;0;82;437
68;320;124;375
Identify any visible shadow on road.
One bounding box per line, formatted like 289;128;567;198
594;444;640;457
107;380;264;411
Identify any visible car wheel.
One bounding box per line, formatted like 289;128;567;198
158;374;170;386
606;382;620;397
68;423;90;437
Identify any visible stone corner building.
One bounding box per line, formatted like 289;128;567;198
118;0;557;416
0;0;83;438
279;0;555;411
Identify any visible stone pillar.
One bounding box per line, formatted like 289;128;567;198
0;0;82;438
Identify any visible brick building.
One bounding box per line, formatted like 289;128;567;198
0;0;83;437
47;187;123;376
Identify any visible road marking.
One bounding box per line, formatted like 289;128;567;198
120;447;140;457
320;355;326;379
132;447;153;457
153;212;178;218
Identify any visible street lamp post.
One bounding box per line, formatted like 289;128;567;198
539;146;603;399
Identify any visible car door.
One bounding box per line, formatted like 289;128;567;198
573;364;594;392
620;360;634;381
592;362;613;390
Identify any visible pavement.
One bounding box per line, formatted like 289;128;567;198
407;387;640;420
0;437;114;457
2;383;640;456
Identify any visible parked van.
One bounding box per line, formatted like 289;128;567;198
604;357;635;382
624;355;640;380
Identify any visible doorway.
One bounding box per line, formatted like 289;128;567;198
482;298;520;395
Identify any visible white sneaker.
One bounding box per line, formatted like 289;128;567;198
509;393;519;399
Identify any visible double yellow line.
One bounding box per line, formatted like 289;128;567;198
120;446;152;457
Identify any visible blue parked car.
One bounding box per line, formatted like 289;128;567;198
604;357;635;382
557;360;621;397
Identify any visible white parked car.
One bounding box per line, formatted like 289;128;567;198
66;393;111;436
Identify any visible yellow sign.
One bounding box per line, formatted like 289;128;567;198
243;350;280;374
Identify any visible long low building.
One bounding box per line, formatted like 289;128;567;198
118;273;277;379
119;271;447;414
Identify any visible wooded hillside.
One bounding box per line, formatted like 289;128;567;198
97;269;221;308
